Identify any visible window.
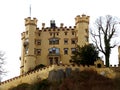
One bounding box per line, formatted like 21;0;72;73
71;48;76;54
35;39;41;45
64;39;68;44
64;48;68;55
24;38;29;47
54;57;59;64
34;49;41;55
50;33;52;36
97;64;102;68
71;39;76;44
36;49;41;55
64;32;67;35
25;47;28;54
56;32;59;36
49;57;53;65
72;31;75;35
49;47;60;55
49;38;59;45
38;33;41;36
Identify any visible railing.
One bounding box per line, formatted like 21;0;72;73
48;53;60;56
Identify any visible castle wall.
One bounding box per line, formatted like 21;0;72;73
0;64;116;90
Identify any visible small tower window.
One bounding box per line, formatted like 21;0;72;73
65;32;68;35
25;47;28;54
64;39;68;44
24;38;29;47
64;48;68;55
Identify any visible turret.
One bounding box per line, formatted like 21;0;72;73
20;17;38;74
25;17;37;26
75;14;89;47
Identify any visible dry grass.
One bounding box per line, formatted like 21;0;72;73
9;70;120;90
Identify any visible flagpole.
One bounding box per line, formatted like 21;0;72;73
29;4;31;17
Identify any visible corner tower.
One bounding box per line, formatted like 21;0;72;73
75;14;90;46
20;17;38;74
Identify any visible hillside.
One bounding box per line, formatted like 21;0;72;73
9;69;120;90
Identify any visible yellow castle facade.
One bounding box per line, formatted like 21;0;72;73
0;14;120;90
20;14;89;74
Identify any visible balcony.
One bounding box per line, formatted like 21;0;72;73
48;53;60;56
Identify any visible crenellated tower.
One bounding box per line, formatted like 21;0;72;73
75;14;89;46
20;17;38;74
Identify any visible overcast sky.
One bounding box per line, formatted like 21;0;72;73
1;0;120;81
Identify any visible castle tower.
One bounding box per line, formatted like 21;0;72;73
75;14;89;46
20;17;38;74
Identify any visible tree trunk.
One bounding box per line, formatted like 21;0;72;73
105;53;110;67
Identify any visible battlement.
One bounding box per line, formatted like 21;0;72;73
0;64;94;85
25;17;38;26
75;14;90;25
40;25;75;32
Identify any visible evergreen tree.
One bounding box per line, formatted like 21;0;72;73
70;44;99;65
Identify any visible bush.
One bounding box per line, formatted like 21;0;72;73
32;79;50;90
34;64;46;70
27;64;46;73
9;83;32;90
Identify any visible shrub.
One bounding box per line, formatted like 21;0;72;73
9;83;32;90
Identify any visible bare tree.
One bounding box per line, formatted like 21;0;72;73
0;51;6;82
91;15;120;67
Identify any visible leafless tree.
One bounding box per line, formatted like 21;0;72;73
0;51;6;82
90;15;120;67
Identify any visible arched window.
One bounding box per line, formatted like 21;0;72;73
49;38;59;45
97;64;102;68
49;47;60;55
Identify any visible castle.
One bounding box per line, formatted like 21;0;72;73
20;14;89;74
0;14;120;90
